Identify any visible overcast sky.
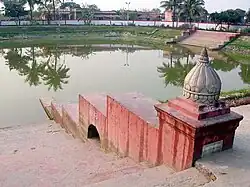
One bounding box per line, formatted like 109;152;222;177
73;0;249;13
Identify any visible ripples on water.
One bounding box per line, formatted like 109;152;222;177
0;44;249;126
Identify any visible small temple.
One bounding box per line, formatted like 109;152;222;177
40;47;243;171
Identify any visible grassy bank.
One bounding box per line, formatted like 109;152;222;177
0;25;181;49
224;36;250;64
159;87;250;104
221;88;250;99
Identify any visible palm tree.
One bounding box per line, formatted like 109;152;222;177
179;0;205;26
27;0;35;22
52;0;56;20
160;0;183;27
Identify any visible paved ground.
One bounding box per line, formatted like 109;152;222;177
0;122;147;187
1;105;250;187
198;105;250;187
0;121;208;187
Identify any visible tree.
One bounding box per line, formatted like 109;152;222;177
210;9;243;30
179;0;205;26
3;0;28;25
36;0;54;24
246;9;250;23
81;4;99;24
27;0;36;22
59;1;80;23
129;11;138;23
160;0;183;27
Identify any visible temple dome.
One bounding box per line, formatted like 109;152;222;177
183;48;222;104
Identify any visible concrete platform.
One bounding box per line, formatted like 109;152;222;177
83;93;107;117
197;105;250;187
0;123;208;187
110;92;160;126
0;123;146;187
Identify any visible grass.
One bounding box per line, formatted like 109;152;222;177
0;26;182;50
223;36;250;64
227;37;250;49
0;25;181;49
225;52;250;64
158;88;250;104
0;25;181;38
221;88;250;99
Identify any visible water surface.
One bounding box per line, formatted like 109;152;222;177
0;44;249;127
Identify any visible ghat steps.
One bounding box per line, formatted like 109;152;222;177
36;93;210;186
179;30;239;50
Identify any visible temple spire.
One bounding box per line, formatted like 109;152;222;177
183;48;222;104
199;47;209;64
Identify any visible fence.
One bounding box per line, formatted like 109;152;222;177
0;20;249;30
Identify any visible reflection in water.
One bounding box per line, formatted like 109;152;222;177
2;44;142;91
4;46;70;91
1;44;250;126
2;45;250;92
158;47;250;88
239;64;250;84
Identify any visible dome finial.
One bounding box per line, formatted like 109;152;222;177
182;48;222;104
199;47;209;63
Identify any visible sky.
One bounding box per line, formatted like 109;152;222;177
72;0;249;13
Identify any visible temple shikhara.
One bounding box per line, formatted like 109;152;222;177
40;48;243;171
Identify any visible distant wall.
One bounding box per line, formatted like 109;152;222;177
1;20;249;30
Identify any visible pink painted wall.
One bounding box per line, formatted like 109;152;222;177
79;95;107;147
106;96;160;165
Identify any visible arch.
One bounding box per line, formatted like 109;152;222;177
87;124;100;140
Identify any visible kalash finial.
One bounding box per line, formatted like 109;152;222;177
199;47;209;63
182;47;222;104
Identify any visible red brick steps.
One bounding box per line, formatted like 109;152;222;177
179;30;239;50
39;93;162;166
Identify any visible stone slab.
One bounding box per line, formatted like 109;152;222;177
63;103;79;123
110;92;159;126
83;93;107;117
155;103;243;129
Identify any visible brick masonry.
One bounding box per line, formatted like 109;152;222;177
40;92;244;171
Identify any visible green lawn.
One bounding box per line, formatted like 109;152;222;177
0;25;181;38
224;36;250;64
0;26;182;49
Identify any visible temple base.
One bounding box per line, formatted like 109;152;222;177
155;97;243;171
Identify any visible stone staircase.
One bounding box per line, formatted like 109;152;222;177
39;94;211;186
179;30;240;50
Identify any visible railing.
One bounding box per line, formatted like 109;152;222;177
0;20;249;30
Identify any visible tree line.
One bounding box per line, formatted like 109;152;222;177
160;0;250;28
0;0;100;25
1;0;250;27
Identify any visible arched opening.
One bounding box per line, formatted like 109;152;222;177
87;125;100;141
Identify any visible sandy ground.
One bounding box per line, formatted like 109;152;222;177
1;104;249;187
0;122;147;187
198;105;250;187
0;120;208;187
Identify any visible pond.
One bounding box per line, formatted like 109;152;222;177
0;44;249;127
